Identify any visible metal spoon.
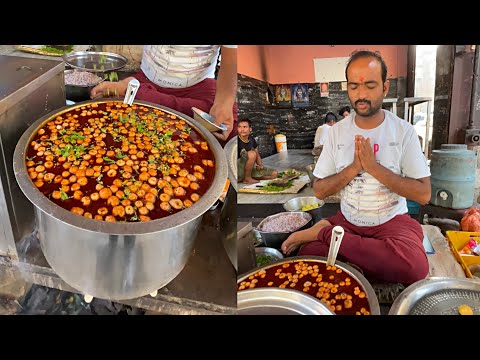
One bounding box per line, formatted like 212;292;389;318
327;226;345;267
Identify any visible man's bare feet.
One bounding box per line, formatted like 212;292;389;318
242;177;259;184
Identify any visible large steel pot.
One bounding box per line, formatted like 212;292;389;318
13;99;227;300
220;136;237;270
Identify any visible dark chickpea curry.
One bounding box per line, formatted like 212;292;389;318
26;101;215;223
238;260;371;315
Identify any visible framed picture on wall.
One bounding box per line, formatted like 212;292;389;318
320;82;329;97
291;83;309;107
275;84;292;107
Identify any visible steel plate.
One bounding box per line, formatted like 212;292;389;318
389;277;480;315
237;288;335;315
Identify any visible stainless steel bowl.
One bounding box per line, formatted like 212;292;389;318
238;255;380;315
283;196;325;212
255;247;284;266
64;69;104;102
63;51;128;73
253;211;312;249
283;197;325;223
13;99;227;301
237;288;335;315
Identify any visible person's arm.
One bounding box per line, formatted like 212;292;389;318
313;147;361;199
254;148;263;168
210;46;237;141
90;77;135;99
357;136;431;204
312;129;362;199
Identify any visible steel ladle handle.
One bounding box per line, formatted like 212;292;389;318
327;226;344;267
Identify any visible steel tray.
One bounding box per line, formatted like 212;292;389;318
389;277;480;315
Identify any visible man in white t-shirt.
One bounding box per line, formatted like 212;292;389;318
313;112;337;148
91;45;237;145
281;50;431;285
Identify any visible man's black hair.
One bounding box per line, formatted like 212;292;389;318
238;118;252;127
324;112;337;124
345;50;388;84
338;106;351;117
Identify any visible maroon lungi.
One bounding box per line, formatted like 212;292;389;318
132;71;238;145
298;211;429;284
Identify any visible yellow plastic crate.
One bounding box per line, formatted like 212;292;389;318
446;230;480;278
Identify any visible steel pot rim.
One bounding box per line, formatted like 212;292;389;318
237;255;380;315
13;98;227;235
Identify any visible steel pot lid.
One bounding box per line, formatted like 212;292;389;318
224;136;237;192
237;288;335;315
389;277;480;315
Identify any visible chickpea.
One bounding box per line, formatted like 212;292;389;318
193;165;204;174
160;193;171;202
144;193;156;203
169;199;183;210
160;201;171;212
344;299;353;309
178;169;189;177
125;205;135;215
190;193;200;202
138;207;149;215
97;207;108;216
139;172;150;181
99;188;112;199
194;172;204;180
139;215;151;222
52;190;62;200
187;174;197;182
163;187;174;196
84;212;93;219
107;196;120;207
35;165;45;173
81;196;92;206
142;202;153;211
105;215;116;222
69;175;78;183
112;206;126;218
107;169;117;177
136;189;146;198
183;199;193;208
71;207;84;216
73;190;83;200
90;192;100;201
29;172;38;180
148;177;158;186
77;177;88;186
174;187;186;197
34;180;44;188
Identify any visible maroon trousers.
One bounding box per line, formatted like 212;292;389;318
132;71;238;144
298;211;429;285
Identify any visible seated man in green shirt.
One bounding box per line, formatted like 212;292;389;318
237;119;278;184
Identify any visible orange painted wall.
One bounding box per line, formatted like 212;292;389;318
238;45;408;84
237;45;268;82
